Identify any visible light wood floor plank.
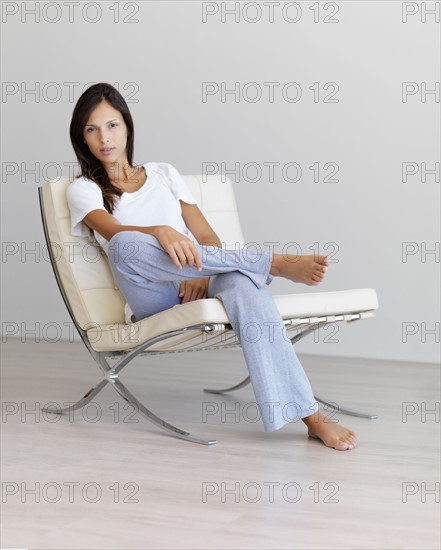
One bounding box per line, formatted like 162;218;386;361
1;338;439;549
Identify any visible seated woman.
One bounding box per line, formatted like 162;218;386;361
67;82;358;451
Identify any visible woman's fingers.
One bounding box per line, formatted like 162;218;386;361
189;243;203;271
166;245;183;269
179;279;209;303
166;243;190;269
157;227;203;271
190;289;198;302
176;242;203;271
180;243;195;267
164;240;203;271
181;285;195;303
175;245;188;268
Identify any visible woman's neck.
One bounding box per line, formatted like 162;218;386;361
104;159;140;185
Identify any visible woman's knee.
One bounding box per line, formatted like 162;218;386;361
108;231;155;265
208;271;259;298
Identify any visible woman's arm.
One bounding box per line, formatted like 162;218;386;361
85;208;204;270
84;202;220;270
83;210;163;242
178;202;220;302
180;202;222;248
85;202;222;247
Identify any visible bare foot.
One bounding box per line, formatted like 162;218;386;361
302;410;358;451
270;253;329;286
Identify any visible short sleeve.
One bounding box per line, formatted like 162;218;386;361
66;178;107;240
162;163;198;205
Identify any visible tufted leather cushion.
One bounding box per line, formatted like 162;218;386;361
85;288;378;353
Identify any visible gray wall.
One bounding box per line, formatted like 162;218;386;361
1;1;440;363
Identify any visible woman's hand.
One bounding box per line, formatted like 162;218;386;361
155;226;203;271
178;278;210;304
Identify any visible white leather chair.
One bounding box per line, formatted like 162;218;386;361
38;175;379;445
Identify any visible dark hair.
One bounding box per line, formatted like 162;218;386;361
69;82;135;213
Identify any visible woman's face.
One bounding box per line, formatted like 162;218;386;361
83;100;129;167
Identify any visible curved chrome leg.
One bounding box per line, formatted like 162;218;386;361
111;378;217;445
42;379;109;414
204;375;251;394
202;325;326;394
202;324;379;420
314;394;379;420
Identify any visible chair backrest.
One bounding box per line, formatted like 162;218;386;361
39;175;246;330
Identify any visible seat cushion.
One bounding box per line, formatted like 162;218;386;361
87;288;378;352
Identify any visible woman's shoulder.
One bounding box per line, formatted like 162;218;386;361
67;162;182;196
67;174;103;198
145;162;185;188
69;173;100;186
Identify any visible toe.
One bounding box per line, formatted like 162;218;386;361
342;438;355;450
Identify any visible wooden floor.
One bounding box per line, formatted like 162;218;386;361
1;338;440;549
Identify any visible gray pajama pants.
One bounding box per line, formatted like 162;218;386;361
107;231;319;432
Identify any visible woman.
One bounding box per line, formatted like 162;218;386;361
67;82;358;451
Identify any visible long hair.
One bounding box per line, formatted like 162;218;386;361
69;83;135;213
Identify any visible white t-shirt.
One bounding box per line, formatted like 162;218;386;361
66;162;198;256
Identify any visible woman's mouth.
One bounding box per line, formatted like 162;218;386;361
100;147;114;155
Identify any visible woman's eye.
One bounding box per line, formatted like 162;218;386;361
86;128;94;133
110;123;118;128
